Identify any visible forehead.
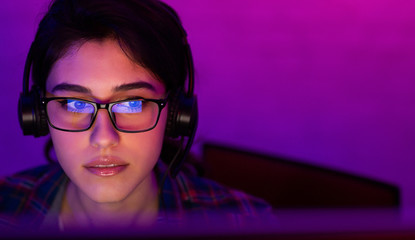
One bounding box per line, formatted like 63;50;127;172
46;39;165;98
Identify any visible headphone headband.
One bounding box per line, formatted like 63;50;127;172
22;42;35;94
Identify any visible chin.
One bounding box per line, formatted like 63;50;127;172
85;172;156;204
91;193;127;204
85;188;131;204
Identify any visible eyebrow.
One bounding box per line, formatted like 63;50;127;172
51;81;156;94
51;83;91;93
113;82;156;92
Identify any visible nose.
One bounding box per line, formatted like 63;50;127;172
90;109;120;149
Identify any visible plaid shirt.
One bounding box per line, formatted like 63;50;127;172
0;162;273;231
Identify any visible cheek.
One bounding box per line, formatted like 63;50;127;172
49;128;89;166
124;108;168;160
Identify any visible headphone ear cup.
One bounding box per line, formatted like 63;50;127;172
166;90;198;139
18;89;49;137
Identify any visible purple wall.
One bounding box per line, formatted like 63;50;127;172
1;0;415;214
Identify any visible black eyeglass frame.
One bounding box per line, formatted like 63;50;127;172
41;97;168;133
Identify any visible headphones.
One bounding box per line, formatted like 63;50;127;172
18;43;198;138
18;43;49;137
162;2;198;140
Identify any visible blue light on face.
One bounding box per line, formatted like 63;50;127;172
112;100;143;113
74;100;86;109
128;100;141;108
66;99;94;113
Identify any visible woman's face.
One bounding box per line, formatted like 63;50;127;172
46;39;167;203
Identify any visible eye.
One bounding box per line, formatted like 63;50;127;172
112;100;143;113
128;100;141;108
72;100;86;109
64;99;95;113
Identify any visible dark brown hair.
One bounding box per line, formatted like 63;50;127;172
31;0;189;93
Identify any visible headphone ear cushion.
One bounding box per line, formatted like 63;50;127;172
18;89;49;137
165;90;198;138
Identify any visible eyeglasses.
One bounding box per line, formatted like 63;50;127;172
42;97;167;133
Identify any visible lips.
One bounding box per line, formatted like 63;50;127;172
84;156;128;177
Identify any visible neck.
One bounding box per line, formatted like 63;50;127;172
60;171;159;229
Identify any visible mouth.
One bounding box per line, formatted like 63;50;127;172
85;156;128;177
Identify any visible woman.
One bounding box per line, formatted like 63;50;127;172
1;0;272;232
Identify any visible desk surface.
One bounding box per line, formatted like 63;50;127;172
5;208;415;240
